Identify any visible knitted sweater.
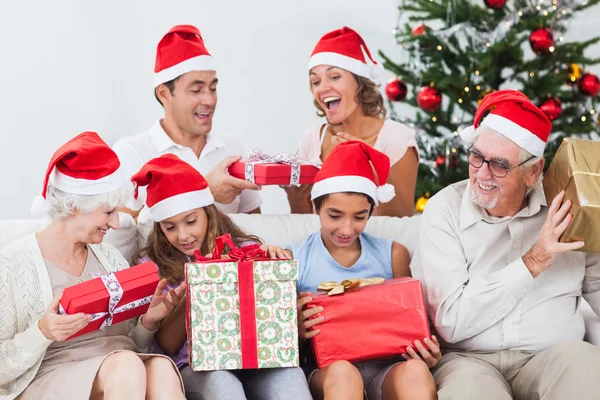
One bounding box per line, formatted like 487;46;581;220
0;234;157;400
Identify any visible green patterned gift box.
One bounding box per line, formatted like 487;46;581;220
186;259;299;371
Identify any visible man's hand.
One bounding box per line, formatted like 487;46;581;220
523;190;585;277
205;155;261;204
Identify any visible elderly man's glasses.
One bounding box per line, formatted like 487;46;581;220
466;150;536;178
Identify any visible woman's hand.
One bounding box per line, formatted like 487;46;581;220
260;244;291;259
402;335;442;368
282;184;313;214
296;292;323;340
142;279;187;330
38;294;91;341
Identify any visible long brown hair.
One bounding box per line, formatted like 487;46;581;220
134;204;262;284
312;74;386;119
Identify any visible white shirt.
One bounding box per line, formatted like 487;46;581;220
113;120;262;216
411;180;600;352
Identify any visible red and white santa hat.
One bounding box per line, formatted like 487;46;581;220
311;140;394;205
30;132;129;217
154;25;215;87
308;26;383;82
129;154;214;221
460;89;552;157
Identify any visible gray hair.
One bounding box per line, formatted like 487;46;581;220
473;125;542;168
46;183;134;220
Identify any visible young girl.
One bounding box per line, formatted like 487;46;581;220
270;141;440;400
130;154;312;400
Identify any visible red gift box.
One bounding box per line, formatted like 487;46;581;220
307;277;430;368
59;262;160;339
228;150;320;186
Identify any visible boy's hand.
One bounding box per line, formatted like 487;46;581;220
297;292;323;339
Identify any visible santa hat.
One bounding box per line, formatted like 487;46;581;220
308;26;383;82
130;154;214;222
154;25;215;87
311;140;394;205
30;132;129;217
460;90;552;157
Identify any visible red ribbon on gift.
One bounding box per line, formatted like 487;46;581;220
193;234;270;369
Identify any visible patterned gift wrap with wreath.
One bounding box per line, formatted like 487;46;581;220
186;258;299;371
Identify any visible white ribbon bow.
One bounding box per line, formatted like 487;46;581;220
245;149;321;186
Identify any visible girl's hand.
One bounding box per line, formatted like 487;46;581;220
402;335;442;368
260;244;291;259
296;292;323;339
142;279;187;330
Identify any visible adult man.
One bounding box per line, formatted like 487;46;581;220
412;90;600;399
114;25;262;215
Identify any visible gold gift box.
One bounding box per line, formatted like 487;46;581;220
543;138;600;253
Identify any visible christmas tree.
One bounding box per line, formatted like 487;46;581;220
379;0;600;208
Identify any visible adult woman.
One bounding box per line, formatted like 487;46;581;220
286;26;419;218
0;132;185;400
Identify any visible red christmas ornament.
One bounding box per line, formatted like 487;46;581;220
529;28;555;54
451;154;459;168
538;97;562;121
417;86;442;112
385;79;408;102
435;155;446;167
412;24;427;36
578;73;600;97
484;0;506;9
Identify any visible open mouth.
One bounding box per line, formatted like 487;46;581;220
181;240;196;250
323;96;341;112
194;112;211;120
477;181;498;192
98;228;107;236
336;235;353;243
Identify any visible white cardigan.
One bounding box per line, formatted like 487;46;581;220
0;234;157;400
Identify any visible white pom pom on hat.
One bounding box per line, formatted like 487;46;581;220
311;140;395;205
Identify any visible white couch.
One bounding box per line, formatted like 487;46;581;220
1;213;599;345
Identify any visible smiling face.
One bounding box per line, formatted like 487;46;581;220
316;192;372;249
159;207;208;257
310;65;362;124
159;70;218;137
468;132;543;217
70;204;120;244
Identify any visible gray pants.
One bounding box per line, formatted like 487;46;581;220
180;366;312;400
433;340;600;400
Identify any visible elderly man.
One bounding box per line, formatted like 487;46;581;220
114;25;262;217
412;90;600;399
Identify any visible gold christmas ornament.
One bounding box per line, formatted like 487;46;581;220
568;63;583;83
478;88;495;104
415;195;430;213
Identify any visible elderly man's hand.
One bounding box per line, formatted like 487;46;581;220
523;190;585;277
205;155;261;204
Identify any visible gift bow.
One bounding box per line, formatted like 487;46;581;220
317;277;385;296
193;234;268;262
245;149;320;186
59;272;153;329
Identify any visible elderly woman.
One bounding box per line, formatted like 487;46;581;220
0;132;185;400
285;26;419;218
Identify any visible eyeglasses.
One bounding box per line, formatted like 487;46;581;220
466;149;536;178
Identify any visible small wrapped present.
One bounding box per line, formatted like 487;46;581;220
228;149;320;186
59;262;160;339
543;138;600;252
186;234;299;371
308;277;430;368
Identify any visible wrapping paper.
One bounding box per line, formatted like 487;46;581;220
186;235;299;371
228;149;320;186
543;138;600;252
307;277;430;368
59;262;159;338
